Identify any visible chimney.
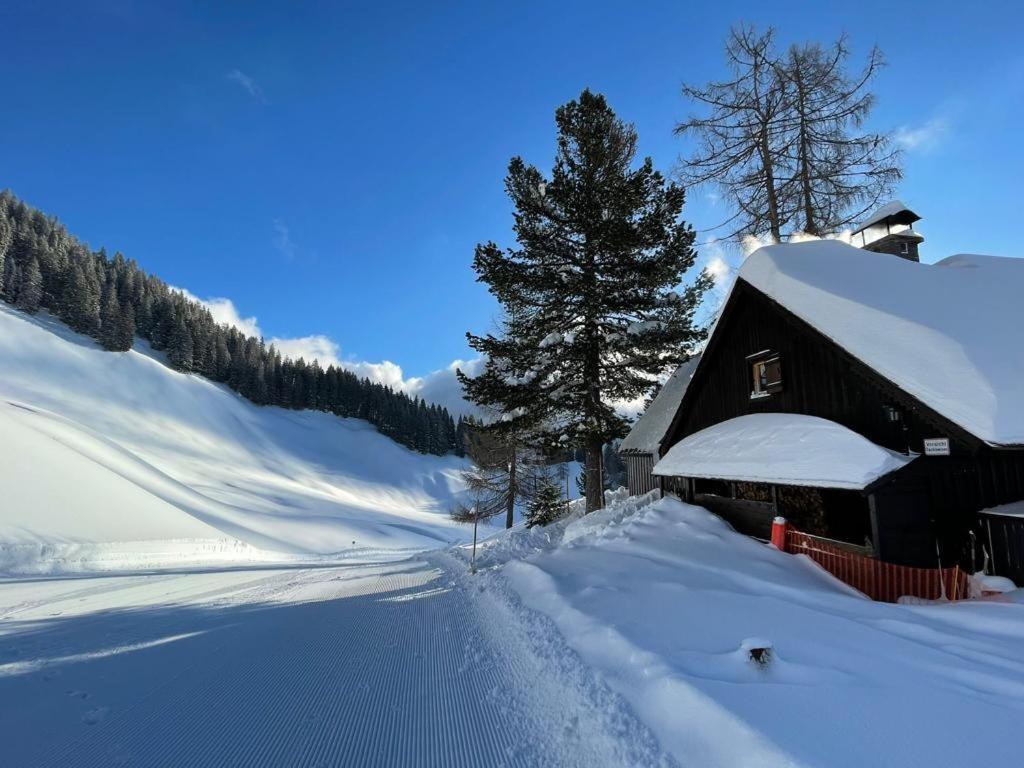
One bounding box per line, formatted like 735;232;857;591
850;201;923;262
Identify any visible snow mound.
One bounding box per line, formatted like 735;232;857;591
0;305;474;572
479;493;1024;766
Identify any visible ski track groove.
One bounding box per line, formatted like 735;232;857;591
15;558;674;767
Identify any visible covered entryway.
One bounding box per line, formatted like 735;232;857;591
653;413;917;555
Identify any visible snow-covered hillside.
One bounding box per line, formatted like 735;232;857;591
0;305;474;572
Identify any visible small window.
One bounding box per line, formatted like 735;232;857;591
899;241;909;255
747;350;782;398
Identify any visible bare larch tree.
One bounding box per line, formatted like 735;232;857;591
776;37;902;235
676;26;791;241
676;26;902;241
450;419;537;530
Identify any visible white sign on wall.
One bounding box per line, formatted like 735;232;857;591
923;437;951;456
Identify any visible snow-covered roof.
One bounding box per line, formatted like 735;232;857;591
853;200;920;233
620;356;700;456
652;413;915;490
738;242;1024;446
980;500;1024;519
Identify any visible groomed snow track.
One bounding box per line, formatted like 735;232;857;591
3;558;674;767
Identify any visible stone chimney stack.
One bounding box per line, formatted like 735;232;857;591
851;201;923;262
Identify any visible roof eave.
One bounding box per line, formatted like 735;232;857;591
650;467;882;492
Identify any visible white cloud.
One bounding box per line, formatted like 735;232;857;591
227;69;265;102
328;357;482;418
268;335;341;368
698;239;740;315
346;360;408;390
171;285;480;416
272;220;297;261
333;356;484;417
895;117;949;152
171;287;262;338
407;358;485;417
704;253;731;285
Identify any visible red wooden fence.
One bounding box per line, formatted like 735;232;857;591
784;528;970;603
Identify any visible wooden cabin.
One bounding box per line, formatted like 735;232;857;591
652;208;1024;576
619;356;699;496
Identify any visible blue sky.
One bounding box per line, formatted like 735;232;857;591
4;1;1023;408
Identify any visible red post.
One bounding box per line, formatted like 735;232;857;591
770;516;788;550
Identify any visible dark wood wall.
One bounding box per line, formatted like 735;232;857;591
662;280;1024;569
667;281;971;455
623;453;658;496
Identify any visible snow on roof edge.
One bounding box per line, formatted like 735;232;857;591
653;413;916;491
620;356;701;456
853;200;919;233
980;501;1024;519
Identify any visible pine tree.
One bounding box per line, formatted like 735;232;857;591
0;211;11;297
100;286;123;351
14;256;43;313
574;456;612;496
526;474;566;528
114;298;135;352
60;262;97;332
135;290;154;337
454;415;467;457
167;314;194;371
460;90;710;513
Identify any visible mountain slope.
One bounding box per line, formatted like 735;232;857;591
0;305;472;571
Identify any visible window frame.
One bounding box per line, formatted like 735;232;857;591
747;350;782;399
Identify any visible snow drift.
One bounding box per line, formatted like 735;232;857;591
0;305;474;572
463;494;1024;768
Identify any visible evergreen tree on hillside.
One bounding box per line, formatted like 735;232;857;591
0;189;459;456
14;256;43;313
100;286;123;351
115;299;136;351
167;313;194;371
60;262;99;334
460;91;710;512
100;288;135;352
0;210;11;297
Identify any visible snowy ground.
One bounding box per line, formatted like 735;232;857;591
4;493;1024;766
465;494;1024;767
0;557;672;767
